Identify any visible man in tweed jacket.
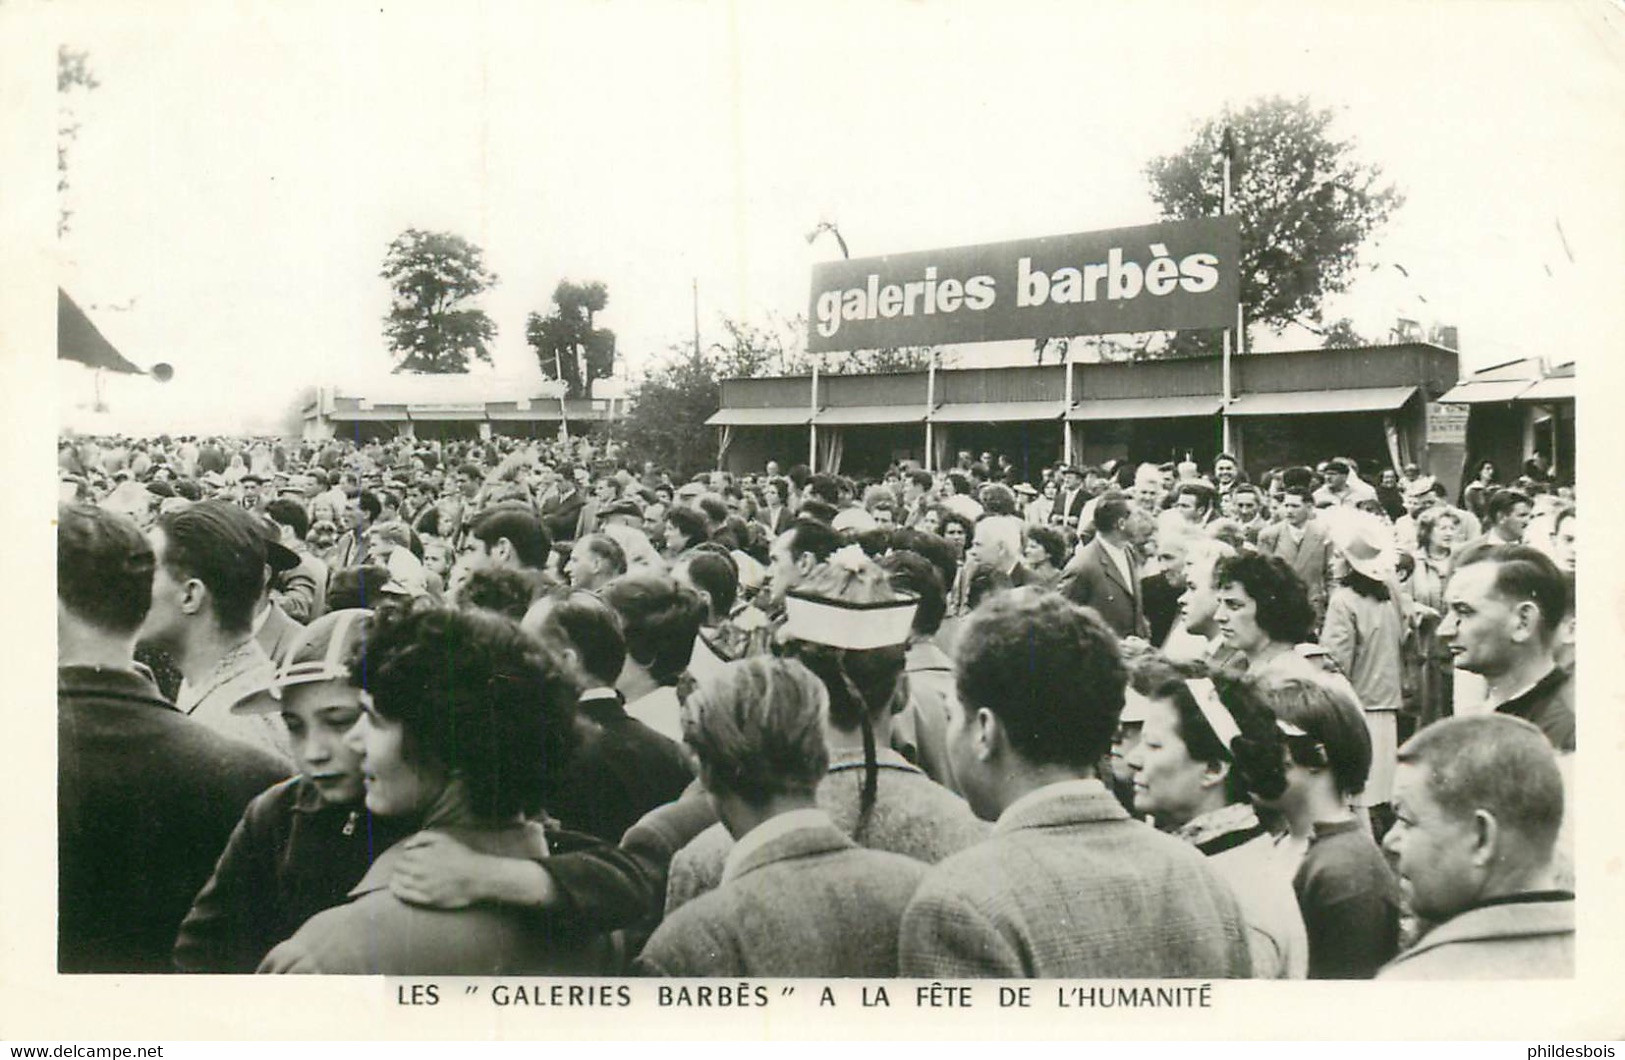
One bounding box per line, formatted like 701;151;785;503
638;656;926;976
899;589;1254;978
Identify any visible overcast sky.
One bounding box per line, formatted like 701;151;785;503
47;0;1625;434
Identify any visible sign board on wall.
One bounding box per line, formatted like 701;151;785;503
1427;402;1470;446
807;217;1240;352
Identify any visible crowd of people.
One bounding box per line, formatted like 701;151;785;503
57;430;1577;979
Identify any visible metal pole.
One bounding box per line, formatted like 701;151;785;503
1220;138;1235;457
692;278;701;363
1062;341;1075;467
809;359;819;470
925;351;936;471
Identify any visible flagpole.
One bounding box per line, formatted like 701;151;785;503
809;358;820;470
1220;127;1235;457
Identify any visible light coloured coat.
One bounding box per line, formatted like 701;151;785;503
1377;898;1574;980
898;783;1254;978
665;748;987;914
637;822;926;977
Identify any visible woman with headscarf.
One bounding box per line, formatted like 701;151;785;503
662;545;988;914
1125;657;1308;978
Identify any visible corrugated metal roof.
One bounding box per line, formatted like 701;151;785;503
1070;395;1220;421
1227;386;1417;417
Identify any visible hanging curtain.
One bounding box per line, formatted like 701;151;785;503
932;424;953;473
1383;415;1408;472
716;424;735;469
818;428;844;475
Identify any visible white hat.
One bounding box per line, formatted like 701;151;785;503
1329;512;1397;583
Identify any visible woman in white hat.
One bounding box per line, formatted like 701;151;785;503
1319;513;1406;828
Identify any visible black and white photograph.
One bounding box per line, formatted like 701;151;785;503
6;0;1623;1044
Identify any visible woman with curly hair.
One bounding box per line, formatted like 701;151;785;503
1211;553;1324;682
259;604;610;974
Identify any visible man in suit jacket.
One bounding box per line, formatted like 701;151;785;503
1059;495;1149;640
637;656;927;977
523;592;693;844
1255;488;1334;622
1051;466;1090;530
898;590;1253;978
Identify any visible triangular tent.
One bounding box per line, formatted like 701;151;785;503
58;287;144;374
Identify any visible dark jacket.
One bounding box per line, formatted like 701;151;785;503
173;777;413;973
549;691;694;844
1294;817;1403;979
58;666;290;973
1059;538;1149;640
1142;569;1183;647
1495;665;1575;752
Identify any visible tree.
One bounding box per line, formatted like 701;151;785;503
58;46;99;237
617;343;728;481
525;280;617;399
380;229;499;373
1143;95;1404;355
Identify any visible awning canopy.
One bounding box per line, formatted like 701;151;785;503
329;408;403;422
932;400;1068;423
1227;385;1417;417
1517;376;1575;403
814;405;926;425
1435;379;1535;405
1069;395;1221;421
705;406;813;427
58;288;145;374
406;406;486;421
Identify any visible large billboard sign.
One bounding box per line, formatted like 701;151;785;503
807;216;1240;352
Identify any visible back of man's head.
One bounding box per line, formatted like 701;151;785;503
601;571;706;687
1397;713;1564;869
58;504;155;637
529;591;627;688
471;503;552;570
807;474;842;506
786;517;842;564
955;588;1125;769
156;500;268;635
265;497;309;541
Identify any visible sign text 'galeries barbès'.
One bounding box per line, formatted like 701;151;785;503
807;216;1240;352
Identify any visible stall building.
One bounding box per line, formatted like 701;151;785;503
301;376;628;444
709;342;1461;486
